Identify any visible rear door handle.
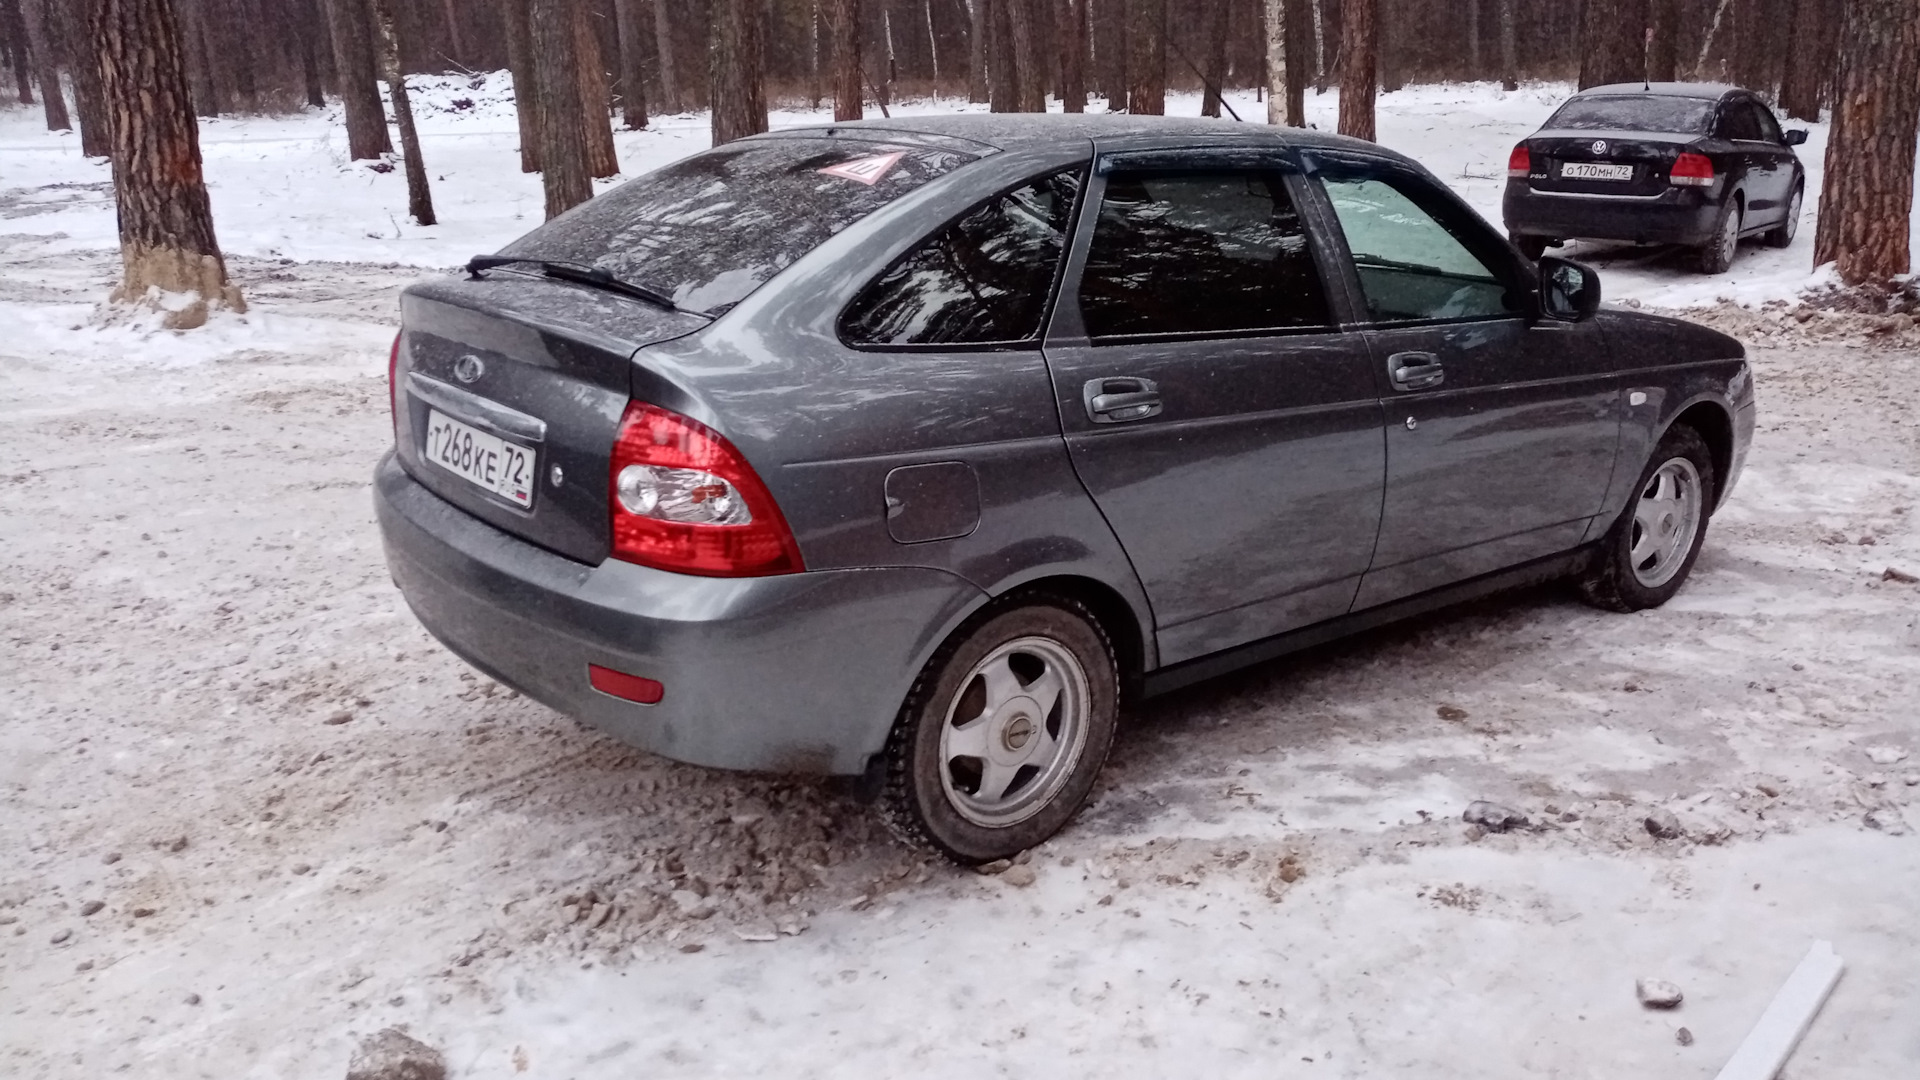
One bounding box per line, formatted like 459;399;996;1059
1389;351;1445;391
1083;376;1163;424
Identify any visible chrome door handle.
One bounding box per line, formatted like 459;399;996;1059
1083;377;1163;424
1389;351;1445;391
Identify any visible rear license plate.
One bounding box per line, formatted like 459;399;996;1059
1561;162;1635;182
423;409;535;509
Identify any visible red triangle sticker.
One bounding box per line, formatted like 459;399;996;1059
817;151;907;185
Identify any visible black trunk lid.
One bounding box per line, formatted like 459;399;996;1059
1524;129;1704;197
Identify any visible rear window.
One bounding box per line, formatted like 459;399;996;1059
497;138;982;314
1545;95;1714;134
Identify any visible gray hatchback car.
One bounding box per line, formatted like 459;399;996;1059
376;115;1755;863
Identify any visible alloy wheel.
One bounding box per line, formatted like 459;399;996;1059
937;636;1091;828
1629;457;1703;588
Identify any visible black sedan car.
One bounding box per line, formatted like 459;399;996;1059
1504;83;1808;273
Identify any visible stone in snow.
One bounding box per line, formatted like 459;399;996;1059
1637;978;1684;1008
1000;864;1037;887
345;1028;446;1080
1462;801;1529;832
1645;809;1685;840
1866;746;1909;765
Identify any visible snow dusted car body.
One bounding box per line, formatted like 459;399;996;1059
375;115;1755;862
1503;82;1809;273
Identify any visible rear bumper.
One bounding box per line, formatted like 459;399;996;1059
1503;181;1720;247
374;452;985;775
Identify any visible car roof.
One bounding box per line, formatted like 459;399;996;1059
774;112;1404;160
1572;82;1741;101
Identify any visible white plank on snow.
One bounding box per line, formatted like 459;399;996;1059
1712;940;1845;1080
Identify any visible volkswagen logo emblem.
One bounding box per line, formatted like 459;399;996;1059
1591;139;1609;156
453;354;485;384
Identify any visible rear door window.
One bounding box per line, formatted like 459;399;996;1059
840;168;1083;346
1717;102;1763;141
497;138;981;315
1076;170;1332;340
1750;101;1785;144
1320;173;1520;324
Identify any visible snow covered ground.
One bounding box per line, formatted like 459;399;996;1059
4;82;1920;1079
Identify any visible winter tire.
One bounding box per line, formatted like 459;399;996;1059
878;597;1119;864
1763;183;1803;249
1578;425;1716;613
1695;199;1742;274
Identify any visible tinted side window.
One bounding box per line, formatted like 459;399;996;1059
1750;102;1784;143
1321;174;1517;323
841;169;1081;346
1077;171;1331;339
1719;102;1763;141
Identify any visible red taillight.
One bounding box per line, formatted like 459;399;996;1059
1507;144;1531;178
607;401;805;577
388;331;402;437
1670;153;1715;187
588;663;664;705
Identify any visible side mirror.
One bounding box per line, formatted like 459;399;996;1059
1785;129;1809;146
1539;256;1601;322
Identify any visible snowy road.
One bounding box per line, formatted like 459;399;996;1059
3;239;1919;1077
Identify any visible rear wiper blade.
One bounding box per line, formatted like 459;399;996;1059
465;256;706;318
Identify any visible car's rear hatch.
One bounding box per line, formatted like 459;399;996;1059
1524;129;1702;197
394;276;708;565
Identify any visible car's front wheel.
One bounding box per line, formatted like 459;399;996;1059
878;597;1118;864
1764;183;1803;248
1577;425;1716;612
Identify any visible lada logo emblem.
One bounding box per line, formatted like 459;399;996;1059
1591;139;1609;155
453;354;485;384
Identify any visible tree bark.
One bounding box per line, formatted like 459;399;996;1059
20;0;67;130
708;0;767;145
1778;0;1839;119
323;0;392;159
1057;0;1085;111
1091;0;1124;109
1580;0;1647;88
531;0;591;215
1285;0;1308;122
653;0;680;111
1466;0;1480;73
1813;0;1920;283
572;0;619;178
832;0;861;119
1498;0;1516;89
1337;0;1374;139
297;0;326;107
614;0;649;128
503;0;541;170
91;0;243;325
53;0;111;154
986;0;1014;110
1007;0;1044;110
2;0;34;105
1647;0;1679;80
369;0;433;225
1123;0;1162;114
967;0;988;102
1262;0;1284;123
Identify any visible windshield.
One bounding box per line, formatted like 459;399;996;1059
498;137;982;314
1545;95;1714;134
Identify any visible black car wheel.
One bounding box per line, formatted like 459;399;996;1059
1696;199;1742;274
1578;425;1716;612
1511;234;1549;262
878;596;1119;864
1764;184;1803;248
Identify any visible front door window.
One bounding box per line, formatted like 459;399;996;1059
1319;175;1519;324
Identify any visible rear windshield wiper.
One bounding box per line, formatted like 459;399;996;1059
465;255;708;318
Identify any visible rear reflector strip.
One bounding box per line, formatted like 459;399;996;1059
588;664;664;705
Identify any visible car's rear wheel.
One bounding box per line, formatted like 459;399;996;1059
1696;199;1742;274
1577;425;1716;612
878;597;1118;864
1511;234;1549;261
1764;183;1803;248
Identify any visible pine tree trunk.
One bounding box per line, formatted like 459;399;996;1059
1285;0;1308;121
176;0;219;115
21;0;67;129
2;0;34;105
1123;0;1162;114
572;0;619;177
1008;0;1043;110
926;0;943;86
967;0;988;102
1376;0;1400;92
299;0;326;107
614;0;648;128
709;0;768;145
1467;0;1480;73
1093;0;1125;109
92;0;243;326
832;0;861;119
1196;0;1224;116
987;0;1014;110
1580;0;1647;88
503;0;541;171
1262;0;1285;123
1778;0;1838;119
1498;0;1516;89
369;0;433;225
653;0;680;111
1337;0;1373;139
55;0;111;155
324;0;392;159
1058;0;1085;111
1732;0;1765;89
531;0;591;215
1647;0;1679;80
1813;0;1920;283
